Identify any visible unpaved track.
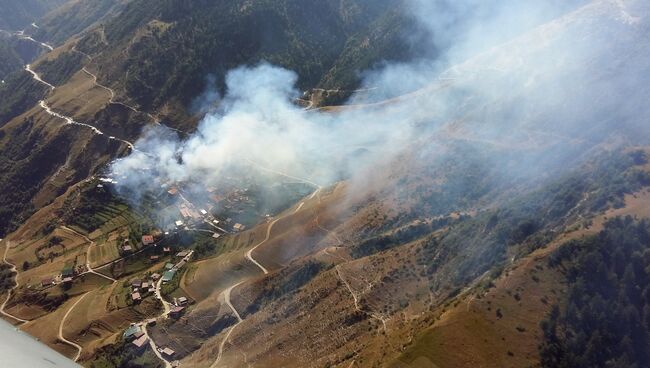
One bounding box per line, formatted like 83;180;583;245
335;265;388;332
143;324;173;368
26;64;54;90
142;250;193;368
60;226;116;282
245;185;321;274
212;186;320;366
39;99;136;150
211;281;245;368
245;219;278;275
81;67;142;114
26;58;138;152
244;158;321;189
74;46;169;128
58;293;90;362
155;277;172;316
0;240;29;324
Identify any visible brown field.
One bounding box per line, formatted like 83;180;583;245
20;294;87;359
182;248;261;305
88;239;121;267
63;285;161;361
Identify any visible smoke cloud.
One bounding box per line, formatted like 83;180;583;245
111;0;650;207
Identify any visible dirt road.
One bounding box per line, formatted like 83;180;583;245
60;226;116;282
211;281;245;368
58;293;89;362
0;240;29;324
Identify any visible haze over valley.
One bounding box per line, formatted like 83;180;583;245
0;1;649;367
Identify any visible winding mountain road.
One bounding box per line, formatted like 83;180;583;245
244;219;278;275
58;293;89;362
25;57;139;152
211;281;245;368
212;185;321;367
25;64;54;90
38;99;136;150
0;240;29;324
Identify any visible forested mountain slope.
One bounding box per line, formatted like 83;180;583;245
0;0;67;31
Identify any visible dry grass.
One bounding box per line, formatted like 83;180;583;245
393;188;650;368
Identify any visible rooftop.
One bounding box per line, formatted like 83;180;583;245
123;325;141;339
162;270;176;282
132;335;149;348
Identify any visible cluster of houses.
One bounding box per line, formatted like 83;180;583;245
40;263;84;288
169;296;188;319
123;324;149;349
122;323;178;361
168;184;249;234
123;234;158;254
130;273;159;303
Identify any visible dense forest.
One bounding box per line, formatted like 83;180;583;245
541;216;650;367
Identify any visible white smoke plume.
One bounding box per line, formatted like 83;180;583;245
111;0;650;203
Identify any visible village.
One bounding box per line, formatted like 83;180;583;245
1;164;315;367
45;175;261;366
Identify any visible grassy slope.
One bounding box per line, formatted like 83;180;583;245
393;174;650;368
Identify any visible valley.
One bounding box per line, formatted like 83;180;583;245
0;0;649;367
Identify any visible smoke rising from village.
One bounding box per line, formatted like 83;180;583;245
111;0;650;206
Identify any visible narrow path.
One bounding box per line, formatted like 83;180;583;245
141;250;193;367
245;219;278;275
211;281;245;368
25;58;139;152
73;46;172;129
142;324;172;368
244;158;321;189
58;293;89;362
39;100;136;150
60;226;116;282
155;277;172;316
212;186;320;366
335;265;387;333
25;64;54;90
245;185;321;275
0;240;29;324
81;67;142;114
